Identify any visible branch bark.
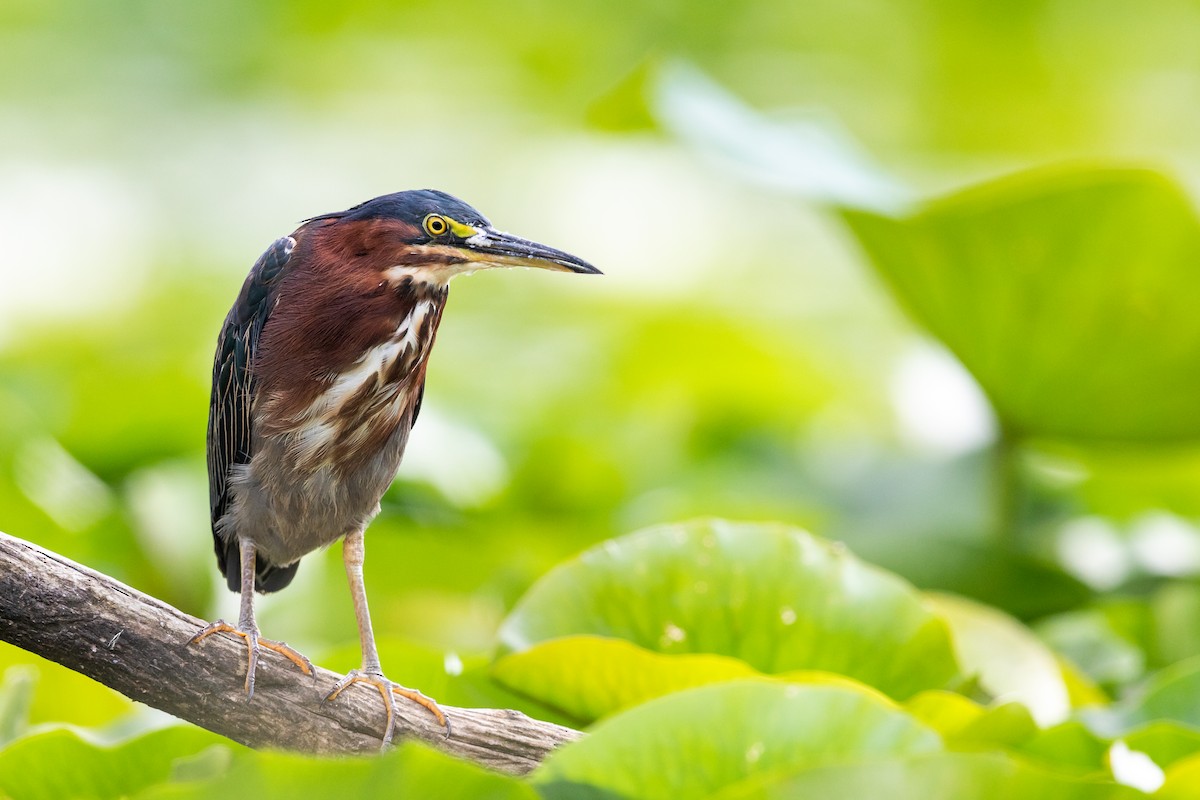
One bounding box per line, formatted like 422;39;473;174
0;532;581;775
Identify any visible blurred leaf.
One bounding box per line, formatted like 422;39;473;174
532;679;941;800
0;726;226;800
0;645;132;730
1159;751;1200;800
493;635;757;723
843;166;1200;443
1151;582;1200;667
904;690;987;738
138;741;534;800
1088;656;1200;735
1058;655;1111;709
167;745;235;784
1018;721;1110;774
493;635;889;724
1123;722;1200;771
585;58;657;132
928;593;1070;726
0;667;35;746
499;520;960;700
1036;586;1200;681
709;751;1144;800
856;534;1091;620
1069;444;1200;519
651;61;912;211
905;691;1037;750
1036;609;1145;689
0;284;213;477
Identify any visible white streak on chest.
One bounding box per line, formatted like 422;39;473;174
285;300;436;458
325;300;432;407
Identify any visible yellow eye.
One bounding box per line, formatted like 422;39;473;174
424;214;449;237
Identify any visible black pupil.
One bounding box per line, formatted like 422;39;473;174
431;218;445;233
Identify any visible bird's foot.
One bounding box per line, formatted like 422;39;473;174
324;669;450;747
187;619;314;699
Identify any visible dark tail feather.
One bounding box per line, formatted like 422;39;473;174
255;560;300;592
216;537;300;594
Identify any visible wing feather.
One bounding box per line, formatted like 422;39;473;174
207;236;298;593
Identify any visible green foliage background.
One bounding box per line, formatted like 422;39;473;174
3;0;1200;796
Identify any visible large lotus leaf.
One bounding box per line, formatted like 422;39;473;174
532;679;941;800
492;635;757;723
499;520;959;700
709;751;1144;800
493;635;888;724
0;726;227;800
842;167;1200;442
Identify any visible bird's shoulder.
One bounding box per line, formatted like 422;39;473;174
229;235;296;325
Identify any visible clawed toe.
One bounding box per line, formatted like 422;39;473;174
325;669;449;747
188;620;313;699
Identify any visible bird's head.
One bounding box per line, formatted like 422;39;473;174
302;189;599;286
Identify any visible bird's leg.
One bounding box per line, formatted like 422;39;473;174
188;538;313;699
324;529;449;745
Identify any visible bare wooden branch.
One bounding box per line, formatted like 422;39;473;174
0;532;581;774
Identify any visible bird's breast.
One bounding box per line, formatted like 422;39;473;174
259;292;445;474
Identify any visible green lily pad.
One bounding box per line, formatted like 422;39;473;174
710;751;1144;800
842;166;1200;443
493;634;891;724
0;726;227;800
532;679;941;800
499;520;959;700
492;635;757;723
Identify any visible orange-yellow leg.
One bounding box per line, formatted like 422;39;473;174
187;538;313;699
324;529;450;746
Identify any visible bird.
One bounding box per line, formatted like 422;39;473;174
188;189;599;745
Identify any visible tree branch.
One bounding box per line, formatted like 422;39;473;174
0;532;581;774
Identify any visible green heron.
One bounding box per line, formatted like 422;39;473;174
189;189;598;744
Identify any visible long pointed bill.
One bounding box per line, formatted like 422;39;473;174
462;228;601;274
